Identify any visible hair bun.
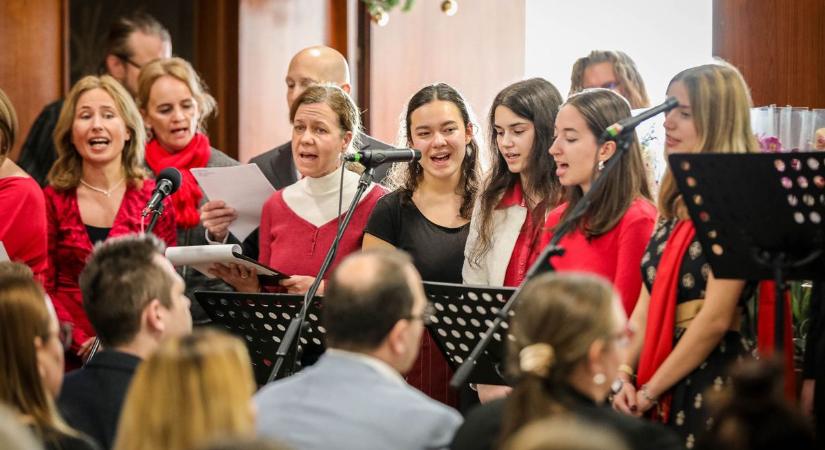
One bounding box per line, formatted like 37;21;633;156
519;343;555;378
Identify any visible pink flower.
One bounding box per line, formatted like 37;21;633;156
758;135;783;153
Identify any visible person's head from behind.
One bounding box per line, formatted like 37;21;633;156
0;265;70;434
549;89;651;237
80;233;191;353
659;62;758;219
49;75;148;190
502;416;628;450
500;273;629;441
286;45;351;111
0;87;18;167
289;84;361;179
323;250;429;374
102;12;172;96
114;329;256;450
388;82;480;219
569;50;649;109
137;57;217;154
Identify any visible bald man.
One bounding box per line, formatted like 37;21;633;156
249;45;394;188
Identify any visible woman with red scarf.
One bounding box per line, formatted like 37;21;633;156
612;63;760;448
137;57;237;320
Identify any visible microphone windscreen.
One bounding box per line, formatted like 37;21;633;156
158;167;182;193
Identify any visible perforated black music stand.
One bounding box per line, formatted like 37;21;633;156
423;281;516;386
194;291;325;385
668;152;825;350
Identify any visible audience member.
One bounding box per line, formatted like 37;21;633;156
696;359;816;450
44;75;177;369
540;89;655;313
450;273;679;450
19;13;171;186
0;403;43;450
0;88;48;281
569;50;650;109
196;437;292;450
113;329;255;450
363;82;480;406
136;57;238;320
0;264;100;450
612;62;759;449
210;85;386;295
502;416;628;450
255;250;462;450
58;234;192;450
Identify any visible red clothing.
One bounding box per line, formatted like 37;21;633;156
500;181;544;287
539;198;656;313
0;176;48;282
44;180;177;367
259;186;385;279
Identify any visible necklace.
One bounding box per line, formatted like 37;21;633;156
79;178;125;197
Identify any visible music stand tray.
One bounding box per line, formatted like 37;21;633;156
423;281;516;386
195;291;325;385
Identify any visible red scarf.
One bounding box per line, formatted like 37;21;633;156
636;219;695;422
145;133;211;229
757;281;796;400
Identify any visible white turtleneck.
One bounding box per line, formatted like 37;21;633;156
282;168;376;227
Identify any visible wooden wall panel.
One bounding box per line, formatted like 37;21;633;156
368;0;525;146
714;0;825;108
0;0;67;161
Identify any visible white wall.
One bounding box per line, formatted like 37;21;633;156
524;0;713;104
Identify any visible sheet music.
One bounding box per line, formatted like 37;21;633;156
165;244;282;279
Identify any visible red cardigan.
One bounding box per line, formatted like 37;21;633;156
0;176;48;282
44;180;177;363
539;198;656;314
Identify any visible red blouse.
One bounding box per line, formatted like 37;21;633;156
0;176;48;282
539;198;656;314
44;180;177;366
500;181;544;287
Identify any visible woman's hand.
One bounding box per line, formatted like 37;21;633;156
635;385;658;415
612;380;640;416
210;263;260;293
279;276;322;295
200;200;237;242
476;384;512;403
77;337;97;361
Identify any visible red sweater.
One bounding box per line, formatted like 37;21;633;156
539;198;656;314
0;176;48;282
259;186;385;279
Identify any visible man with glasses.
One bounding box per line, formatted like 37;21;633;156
255;249;462;450
19;12;172;186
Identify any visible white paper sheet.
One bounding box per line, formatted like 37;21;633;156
191;164;275;242
0;242;8;262
166;244;281;279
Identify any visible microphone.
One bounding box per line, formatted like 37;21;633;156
601;97;679;141
343;148;421;167
143;167;182;217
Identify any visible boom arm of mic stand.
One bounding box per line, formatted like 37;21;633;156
450;134;634;389
267;168;376;383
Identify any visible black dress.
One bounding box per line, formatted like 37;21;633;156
365;189;470;407
640;218;750;448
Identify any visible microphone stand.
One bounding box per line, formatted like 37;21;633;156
267;167;376;383
450;133;635;388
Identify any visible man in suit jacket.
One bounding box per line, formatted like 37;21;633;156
57;234;192;450
255;250;462;450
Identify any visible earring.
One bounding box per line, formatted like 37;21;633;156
597;160;605;171
593;373;606;385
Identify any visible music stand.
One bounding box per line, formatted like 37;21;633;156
194;291;325;385
668;152;825;350
424;281;516;385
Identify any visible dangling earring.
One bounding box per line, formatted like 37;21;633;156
593;373;606;385
597;160;605;171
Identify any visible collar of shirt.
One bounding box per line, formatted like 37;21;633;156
496;179;527;209
326;348;406;386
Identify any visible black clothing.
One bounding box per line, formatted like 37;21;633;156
35;426;100;450
19;100;64;186
57;350;141;450
84;225;110;245
364;189;469;283
804;281;825;445
451;386;681;450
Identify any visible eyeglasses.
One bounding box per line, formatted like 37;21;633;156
115;54;143;70
57;322;74;352
405;302;436;326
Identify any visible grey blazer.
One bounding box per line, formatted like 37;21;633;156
255;352;462;450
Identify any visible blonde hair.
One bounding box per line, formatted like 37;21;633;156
137;57;217;131
0;270;77;442
569;50;650;109
114;329;255;450
658;62;759;220
500;273;618;444
0;88;18;165
48;75;148;190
